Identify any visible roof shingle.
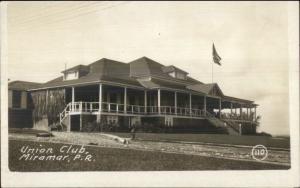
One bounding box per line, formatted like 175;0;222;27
8;81;42;91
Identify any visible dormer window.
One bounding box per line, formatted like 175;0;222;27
61;65;89;81
64;71;78;80
175;71;186;80
162;65;188;80
168;72;175;78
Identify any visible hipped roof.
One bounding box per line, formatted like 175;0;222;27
21;56;255;104
41;58;141;88
187;83;223;96
162;65;188;74
187;83;254;104
129;57;200;85
9;81;42;91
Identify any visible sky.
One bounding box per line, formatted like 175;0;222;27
6;1;291;135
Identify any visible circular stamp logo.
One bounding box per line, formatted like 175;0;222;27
251;145;268;161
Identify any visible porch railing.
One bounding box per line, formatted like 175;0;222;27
69;102;146;114
63;102;207;117
60;101;255;122
220;112;255;122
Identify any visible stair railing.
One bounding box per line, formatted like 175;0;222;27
223;119;241;133
60;102;71;124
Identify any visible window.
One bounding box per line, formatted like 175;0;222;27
176;72;186;80
12;90;21;108
168;72;175;78
165;116;173;127
168;71;186;80
64;71;78;80
107;116;118;124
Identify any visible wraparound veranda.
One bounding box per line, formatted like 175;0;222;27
40;83;258;135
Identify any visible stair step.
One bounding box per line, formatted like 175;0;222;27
206;116;240;135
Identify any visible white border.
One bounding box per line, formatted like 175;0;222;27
1;1;299;187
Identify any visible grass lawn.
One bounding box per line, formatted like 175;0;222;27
9;140;288;171
9;128;50;135
9;128;290;149
110;132;290;149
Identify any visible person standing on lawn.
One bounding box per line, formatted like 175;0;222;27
131;123;136;140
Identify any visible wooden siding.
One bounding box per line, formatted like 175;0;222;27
31;88;66;125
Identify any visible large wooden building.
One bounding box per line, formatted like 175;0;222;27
8;57;258;135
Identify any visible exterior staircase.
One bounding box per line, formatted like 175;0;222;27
205;111;240;135
59;103;71;131
222;119;241;135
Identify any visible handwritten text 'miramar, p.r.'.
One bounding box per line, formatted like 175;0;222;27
18;144;95;162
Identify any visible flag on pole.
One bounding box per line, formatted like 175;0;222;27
212;43;222;66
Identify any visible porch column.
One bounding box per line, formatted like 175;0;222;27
72;87;75;111
247;107;249;120
98;83;102;112
189;93;192;115
124;87;127;113
144;90;147;113
240;105;242;119
230;103;233;114
219;98;222;118
158;89;161;114
254;106;257;121
97;84;103;125
68;115;71;132
174;91;177;115
80;114;82;131
203;96;207;116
